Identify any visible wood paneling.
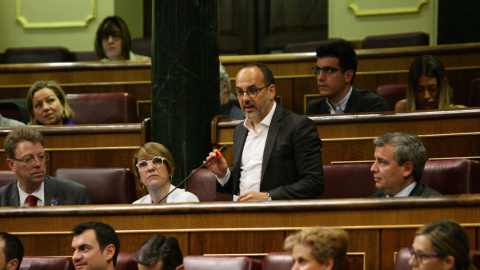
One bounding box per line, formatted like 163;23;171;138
0;195;480;270
212;109;480;165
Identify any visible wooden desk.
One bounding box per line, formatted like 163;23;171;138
212;109;480;165
0;195;479;270
2;44;480;117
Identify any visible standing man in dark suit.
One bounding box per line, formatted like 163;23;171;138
205;63;324;201
305;41;389;115
369;132;440;197
0;127;92;206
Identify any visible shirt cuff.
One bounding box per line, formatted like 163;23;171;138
216;169;231;186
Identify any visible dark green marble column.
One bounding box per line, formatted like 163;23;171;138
151;0;219;185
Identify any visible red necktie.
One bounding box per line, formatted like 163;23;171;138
26;195;38;206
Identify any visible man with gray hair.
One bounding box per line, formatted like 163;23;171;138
369;132;440;197
219;63;245;119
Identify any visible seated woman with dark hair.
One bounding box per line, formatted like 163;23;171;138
26;80;75;125
134;234;184;270
284;227;349;270
132;142;199;204
409;219;477;270
95;16;150;61
395;54;466;111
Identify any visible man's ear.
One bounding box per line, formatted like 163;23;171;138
103;244;115;262
344;70;354;84
402;161;414;178
324;257;334;270
6;159;16;173
444;255;455;269
7;258;19;270
175;264;184;270
269;84;276;98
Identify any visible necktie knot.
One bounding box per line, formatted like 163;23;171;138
26;195;38;206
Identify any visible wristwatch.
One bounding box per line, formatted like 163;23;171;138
266;192;272;201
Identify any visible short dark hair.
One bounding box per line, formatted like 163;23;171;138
94;16;132;60
134;234;183;270
240;63;275;85
0;232;24;269
72;222;120;266
4;127;44;159
316;41;358;83
373;132;427;181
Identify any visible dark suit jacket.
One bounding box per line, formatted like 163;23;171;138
369;182;441;197
0;175;92;206
217;104;325;200
305;86;390;115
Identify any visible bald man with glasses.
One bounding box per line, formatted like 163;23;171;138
0;127;92;206
205;63;324;201
305;41;389;115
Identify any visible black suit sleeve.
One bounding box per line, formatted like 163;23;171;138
269;117;324;199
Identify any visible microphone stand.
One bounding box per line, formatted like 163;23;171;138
156;145;228;203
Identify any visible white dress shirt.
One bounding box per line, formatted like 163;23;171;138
18;181;45;206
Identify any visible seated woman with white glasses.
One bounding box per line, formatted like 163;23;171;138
132;142;199;204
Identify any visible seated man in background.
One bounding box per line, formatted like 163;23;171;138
370;132;441;197
71;222;120;270
219;63;245;119
284;227;349;270
0;127;92;206
134;234;184;270
205;63;324;201
305;41;389;115
0;232;24;270
409;219;476;270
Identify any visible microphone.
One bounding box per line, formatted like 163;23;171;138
156;145;228;203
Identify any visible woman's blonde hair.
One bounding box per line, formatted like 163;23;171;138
406;55;453;110
284;227;349;270
26;80;74;125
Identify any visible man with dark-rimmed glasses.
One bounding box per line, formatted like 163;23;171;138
205;63;324;201
305;41;389;115
0;127;92;206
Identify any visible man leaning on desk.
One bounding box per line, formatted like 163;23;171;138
205;63;324;201
0;127;92;206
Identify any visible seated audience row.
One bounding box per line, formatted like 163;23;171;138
1;219;475;270
305;41;466;115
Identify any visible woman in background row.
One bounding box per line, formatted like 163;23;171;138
409;219;477;270
95;16;150;61
284;227;349;270
395;54;466;111
26;80;75;125
134;234;184;270
132;142;199;204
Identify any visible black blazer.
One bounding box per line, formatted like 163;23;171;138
305;86;390;115
369;182;441;197
0;175;93;206
217;104;325;200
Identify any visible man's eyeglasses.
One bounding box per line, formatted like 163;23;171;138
235;85;271;99
312;66;341;76
409;247;446;264
136;157;165;171
11;153;49;165
101;32;122;41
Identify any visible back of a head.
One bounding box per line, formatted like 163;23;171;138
417;219;475;270
73;222;120;266
0;232;24;269
134;234;183;270
284;227;348;270
315;41;358;83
